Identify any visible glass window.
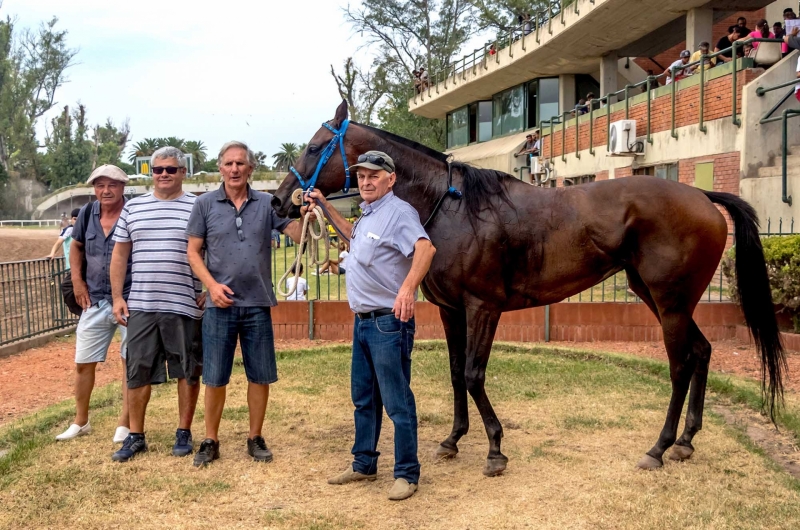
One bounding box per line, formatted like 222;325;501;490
478;101;492;142
538;77;560;125
468;104;478;144
447;106;469;148
492;85;525;137
527;82;538;129
656;163;679;182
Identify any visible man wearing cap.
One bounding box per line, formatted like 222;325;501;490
109;146;206;462
185;141;303;468
304;150;436;501
46;208;80;264
56;165;133;443
665;50;692;84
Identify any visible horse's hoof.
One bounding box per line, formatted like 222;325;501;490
482;456;508;477
668;444;694;461
636;454;663;470
435;444;458;459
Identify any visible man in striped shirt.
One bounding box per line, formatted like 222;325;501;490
109;146;206;462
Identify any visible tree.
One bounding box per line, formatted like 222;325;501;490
254;151;268;169
0;15;76;177
330;57;388;125
91;118;130;169
469;0;551;33
43;103;93;189
341;0;477;150
183;140;207;167
272;143;299;171
128;138;159;163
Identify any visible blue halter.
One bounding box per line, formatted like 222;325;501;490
289;119;351;193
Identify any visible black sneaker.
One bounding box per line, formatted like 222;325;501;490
111;433;147;462
193;439;220;468
172;428;193;457
247;436;273;463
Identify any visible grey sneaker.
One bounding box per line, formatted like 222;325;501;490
327;465;377;485
247;436;274;463
388;478;418;501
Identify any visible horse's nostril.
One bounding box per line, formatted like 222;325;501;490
271;197;282;210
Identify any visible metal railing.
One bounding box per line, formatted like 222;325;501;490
540;39;784;161
412;0;580;104
0;220;63;227
757;75;800;207
0;258;77;346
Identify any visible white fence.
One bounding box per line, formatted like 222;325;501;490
0;220;62;227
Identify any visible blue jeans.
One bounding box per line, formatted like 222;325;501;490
351;314;419;483
202;307;278;387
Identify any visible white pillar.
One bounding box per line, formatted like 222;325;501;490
558;74;576;114
600;52;618;101
686;7;713;52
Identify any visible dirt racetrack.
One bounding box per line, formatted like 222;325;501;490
0;228;62;263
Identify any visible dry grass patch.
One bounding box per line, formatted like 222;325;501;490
1;342;800;529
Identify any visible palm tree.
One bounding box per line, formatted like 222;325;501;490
254;151;268;169
128;138;159;163
159;137;186;150
183;140;207;167
272;143;299;171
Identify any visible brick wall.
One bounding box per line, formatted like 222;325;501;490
541;68;760;160
274;301;745;343
634;9;767;74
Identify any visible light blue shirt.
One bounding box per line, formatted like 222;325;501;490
345;191;430;313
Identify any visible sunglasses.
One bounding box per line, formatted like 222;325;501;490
152;166;182;175
357;153;394;172
235;216;244;241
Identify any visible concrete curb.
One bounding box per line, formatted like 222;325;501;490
0;326;77;360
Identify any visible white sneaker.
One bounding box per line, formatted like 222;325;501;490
113;426;130;444
56;422;91;441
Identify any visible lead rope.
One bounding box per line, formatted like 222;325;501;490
276;204;330;298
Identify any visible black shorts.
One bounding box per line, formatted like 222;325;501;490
126;311;203;389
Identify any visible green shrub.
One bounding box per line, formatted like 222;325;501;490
722;235;800;333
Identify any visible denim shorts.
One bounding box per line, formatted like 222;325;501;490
202;306;278;387
75;299;128;363
126;311;203;389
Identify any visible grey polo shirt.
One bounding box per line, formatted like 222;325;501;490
186;185;291;308
346;191;430;313
71;200;132;305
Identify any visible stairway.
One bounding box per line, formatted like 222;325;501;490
758;145;800;178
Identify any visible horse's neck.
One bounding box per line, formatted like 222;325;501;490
378;143;448;221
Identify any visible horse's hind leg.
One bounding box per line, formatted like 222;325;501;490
464;305;507;477
636;311;700;470
669;321;712;461
437;306;469;459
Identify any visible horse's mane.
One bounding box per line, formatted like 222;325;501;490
353;122;515;221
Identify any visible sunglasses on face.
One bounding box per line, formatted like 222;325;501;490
152;166;182;175
357;154;394;172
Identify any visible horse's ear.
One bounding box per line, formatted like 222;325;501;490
332;100;349;127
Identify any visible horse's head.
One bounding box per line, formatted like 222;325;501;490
272;100;362;217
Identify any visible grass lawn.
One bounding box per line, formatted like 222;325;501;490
271;240;349;301
1;342;799;529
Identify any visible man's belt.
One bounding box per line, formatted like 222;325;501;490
356;308;394;319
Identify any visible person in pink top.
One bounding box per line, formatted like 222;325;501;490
744;19;774;49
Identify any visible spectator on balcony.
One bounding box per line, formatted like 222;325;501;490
515;134;537;161
785;8;797;21
523;13;532;35
572;98;588;116
795;54;800;103
488;43;497;56
742;19;774;49
715;26;745;63
775;22;790;56
665;50;692;84
737;17;751;37
784;25;800;51
419;68;429;91
688;42;715;74
585;92;598;110
412;70;422;94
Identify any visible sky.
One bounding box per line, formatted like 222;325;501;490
5;0;370;166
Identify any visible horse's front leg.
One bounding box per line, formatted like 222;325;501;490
436;306;469;459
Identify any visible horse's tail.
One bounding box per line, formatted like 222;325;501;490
704;191;786;421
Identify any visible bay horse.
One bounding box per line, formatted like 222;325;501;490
272;101;785;476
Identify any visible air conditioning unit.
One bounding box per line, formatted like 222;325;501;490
531;157;545;175
608;120;644;156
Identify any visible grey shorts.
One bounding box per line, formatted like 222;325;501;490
126;311;203;389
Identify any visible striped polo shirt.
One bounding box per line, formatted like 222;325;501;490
112;192;203;319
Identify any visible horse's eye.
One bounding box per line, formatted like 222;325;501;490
308;145;320;155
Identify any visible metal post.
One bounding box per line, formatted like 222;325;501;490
575;109;580;159
699;55;707;133
732;41;740;126
548;0;553;34
549;117;555;164
624;85;630;119
308;300;314;340
561;112;567;162
670;72;678;139
782;109;799;205
544;304;550;342
646;76;653;144
589;103;595;156
606;93;613;151
536;13;540;43
509;31;514;58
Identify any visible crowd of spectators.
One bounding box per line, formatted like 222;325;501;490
412;68;429;94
